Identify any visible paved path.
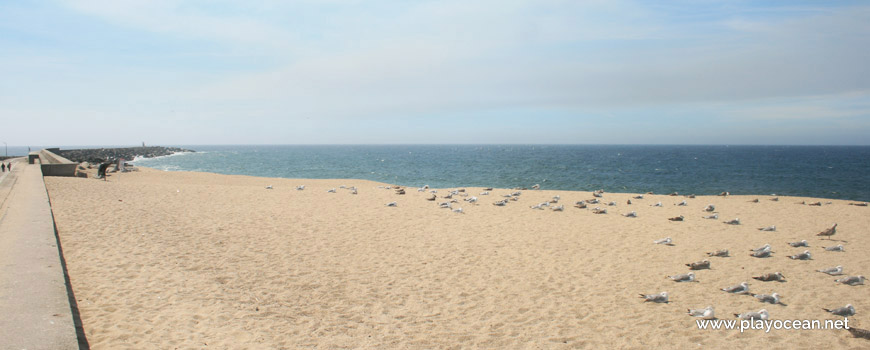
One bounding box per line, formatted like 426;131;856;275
0;159;82;349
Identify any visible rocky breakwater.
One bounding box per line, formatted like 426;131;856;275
56;146;194;164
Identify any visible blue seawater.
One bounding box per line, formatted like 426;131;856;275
131;145;870;201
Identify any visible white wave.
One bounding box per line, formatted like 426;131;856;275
131;151;199;163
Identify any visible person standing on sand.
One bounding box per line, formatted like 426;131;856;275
1;163;5;172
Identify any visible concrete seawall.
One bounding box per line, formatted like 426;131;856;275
0;159;85;349
39;149;79;177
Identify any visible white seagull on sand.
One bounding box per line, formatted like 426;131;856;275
721;282;750;294
835;275;865;286
654;237;673;245
752;293;781;305
385;201;397;207
817;266;843;276
706;249;729;257
758;225;776;231
702;213;719;219
788;250;812;260
668;272;696;282
734;309;769;321
823;304;856;317
823;245;845;252
640;292;669;303
688;306;715;319
787;240;809;247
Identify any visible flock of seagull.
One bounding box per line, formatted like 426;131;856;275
266;182;867;339
636;195;868;339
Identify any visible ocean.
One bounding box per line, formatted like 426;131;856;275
131;145;870;201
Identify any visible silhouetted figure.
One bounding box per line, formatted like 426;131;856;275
1;163;5;172
6;163;10;171
97;162;110;179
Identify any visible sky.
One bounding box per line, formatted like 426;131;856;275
1;0;869;146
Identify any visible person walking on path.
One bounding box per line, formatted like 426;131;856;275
2;163;5;172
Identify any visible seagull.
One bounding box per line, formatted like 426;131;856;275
749;198;759;203
722;282;750;294
823;245;845;252
265;185;273;189
593;191;603;198
751;293;781;305
686;260;711;270
551;205;564;212
823;304;856;317
753;272;786;282
327;188;336;193
633;195;644;199
817;223;837;239
770;197;779;201
787;240;808;247
530;203;545;210
652;202;663;207
706;249;729;257
835;275;865;286
849;202;869;207
426;194;437;201
654;237;673;245
493;200;507;206
704;204;715;212
622;211;637;218
452;207;464;214
750;250;772;258
296;185;305;190
627;199;632;205
687;306;715;319
817;266;843;275
587;198;600;204
639;292;669;303
439;202;452;209
466;196;478;204
719;191;730;196
531;184;540;190
351;189;358;195
788;250;812;260
724;218;740;225
758;225;776;231
702;213;719;219
668;215;685;222
385;201;397;207
750;244;772;254
677;200;688;206
734;309;769;321
483;187;493;191
668;272;696;282
574;202;587;209
592;207;607;214
480;191;490;195
607;201;617;206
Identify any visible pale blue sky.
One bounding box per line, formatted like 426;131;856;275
1;0;869;146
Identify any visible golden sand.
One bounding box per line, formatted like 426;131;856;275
44;168;869;349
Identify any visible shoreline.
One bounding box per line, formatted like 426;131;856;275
45;167;869;349
130;166;868;204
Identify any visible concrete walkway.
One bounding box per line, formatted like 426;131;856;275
0;160;83;349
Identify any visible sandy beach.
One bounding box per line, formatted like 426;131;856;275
44;167;869;349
